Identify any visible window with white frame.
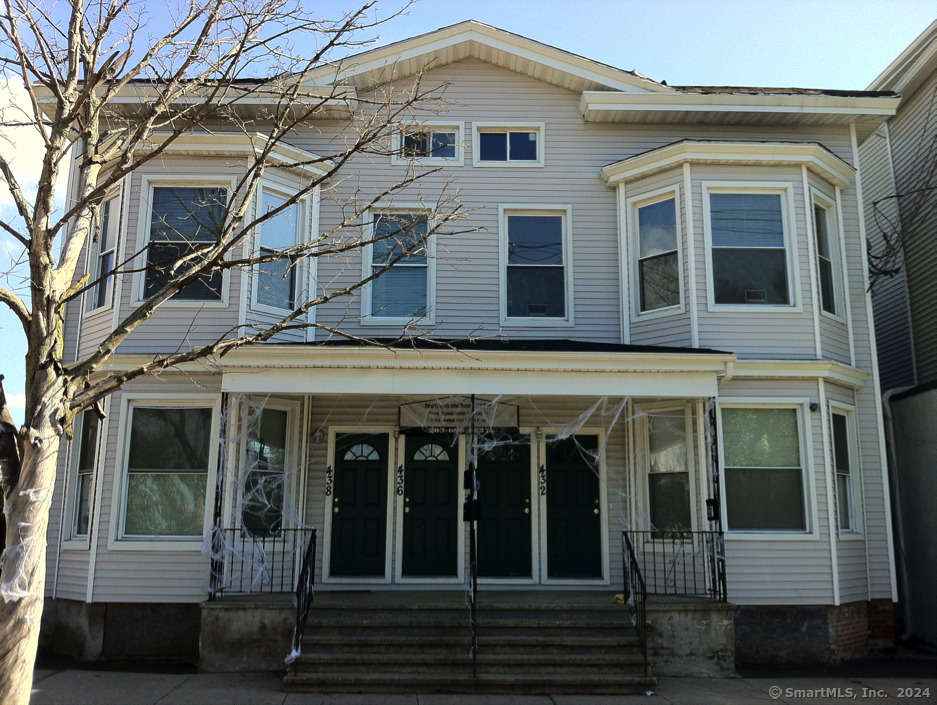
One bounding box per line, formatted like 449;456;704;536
813;198;840;316
474;123;544;166
87;193;120;311
143;186;226;301
721;406;806;531
635;194;680;313
645;409;692;533
254;188;302;310
71;410;100;538
708;190;791;306
121;404;214;538
395;124;462;164
242;406;289;535
365;211;431;320
502;207;570;321
831;409;857;533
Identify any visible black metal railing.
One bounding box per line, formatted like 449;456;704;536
622;530;649;676
211;526;317;596
624;530;727;602
287;528;318;664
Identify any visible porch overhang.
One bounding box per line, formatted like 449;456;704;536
216;342;736;398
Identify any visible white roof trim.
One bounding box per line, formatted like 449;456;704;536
133;133;331;177
867;19;937;96
601;140;856;188
307;20;669;94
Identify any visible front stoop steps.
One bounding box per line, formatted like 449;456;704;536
283;591;656;694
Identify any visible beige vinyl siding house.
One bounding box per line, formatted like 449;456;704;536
43;20;903;672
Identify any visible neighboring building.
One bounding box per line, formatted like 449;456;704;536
42;21;902;676
860;20;937;649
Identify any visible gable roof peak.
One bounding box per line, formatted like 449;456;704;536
312;19;671;94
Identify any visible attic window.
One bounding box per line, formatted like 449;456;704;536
393;123;463;165
474;123;545;167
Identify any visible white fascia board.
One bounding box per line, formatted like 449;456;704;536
601;141;856;188
132;133;331;177
33;84;357;118
581;91;901;117
729;359;870;389
311;21;668;94
102;347;734;398
867;20;937;94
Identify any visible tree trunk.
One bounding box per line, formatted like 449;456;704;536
0;406;63;705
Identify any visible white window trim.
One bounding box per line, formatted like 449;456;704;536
108;393;222;551
829;402;863;538
249;182;308;316
499;204;574;327
133;175;237;307
321;426;395;585
702;181;801;313
359;205;436;326
811;188;846;323
717;398;818;540
626;185;686;321
473;122;546;168
232;397;303;532
61;410;102;549
392;121;464;166
635;402;699;534
85;185;123;316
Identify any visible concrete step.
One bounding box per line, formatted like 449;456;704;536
283;670;656;694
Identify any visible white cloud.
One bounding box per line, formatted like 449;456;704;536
5;392;25;410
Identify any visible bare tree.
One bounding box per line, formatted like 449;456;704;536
0;1;467;701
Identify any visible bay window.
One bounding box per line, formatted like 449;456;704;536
635;194;680;313
255;189;302;310
721;406;806;532
708;190;791;306
144;186;226;300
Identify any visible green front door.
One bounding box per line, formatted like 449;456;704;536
402;434;459;577
329;434;388;577
477;435;532;578
546;435;603;578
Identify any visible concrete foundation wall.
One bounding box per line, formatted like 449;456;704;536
41;599;200;662
735;601;894;665
199;598;294;672
646;600;735;677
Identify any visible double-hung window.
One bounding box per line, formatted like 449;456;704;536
831;409;857;533
255;189;302;311
813;197;840;316
242;406;289;535
502;207;571;322
721;406;806;532
635;194;680;313
87;194;120;311
645;409;692;533
708;190;791;306
365;211;431;320
121;404;214;539
144;186;226;300
72;410;100;538
474;123;544;167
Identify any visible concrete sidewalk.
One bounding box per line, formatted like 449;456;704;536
30;663;937;705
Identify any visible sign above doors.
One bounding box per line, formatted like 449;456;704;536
398;396;520;433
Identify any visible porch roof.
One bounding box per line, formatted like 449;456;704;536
218;339;735;398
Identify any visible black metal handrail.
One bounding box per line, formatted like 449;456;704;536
625;530;727;602
286;528;318;664
622;530;649;676
211;526;317;596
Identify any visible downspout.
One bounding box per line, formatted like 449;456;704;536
881;387;913;640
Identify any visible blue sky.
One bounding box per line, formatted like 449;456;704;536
0;0;933;423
